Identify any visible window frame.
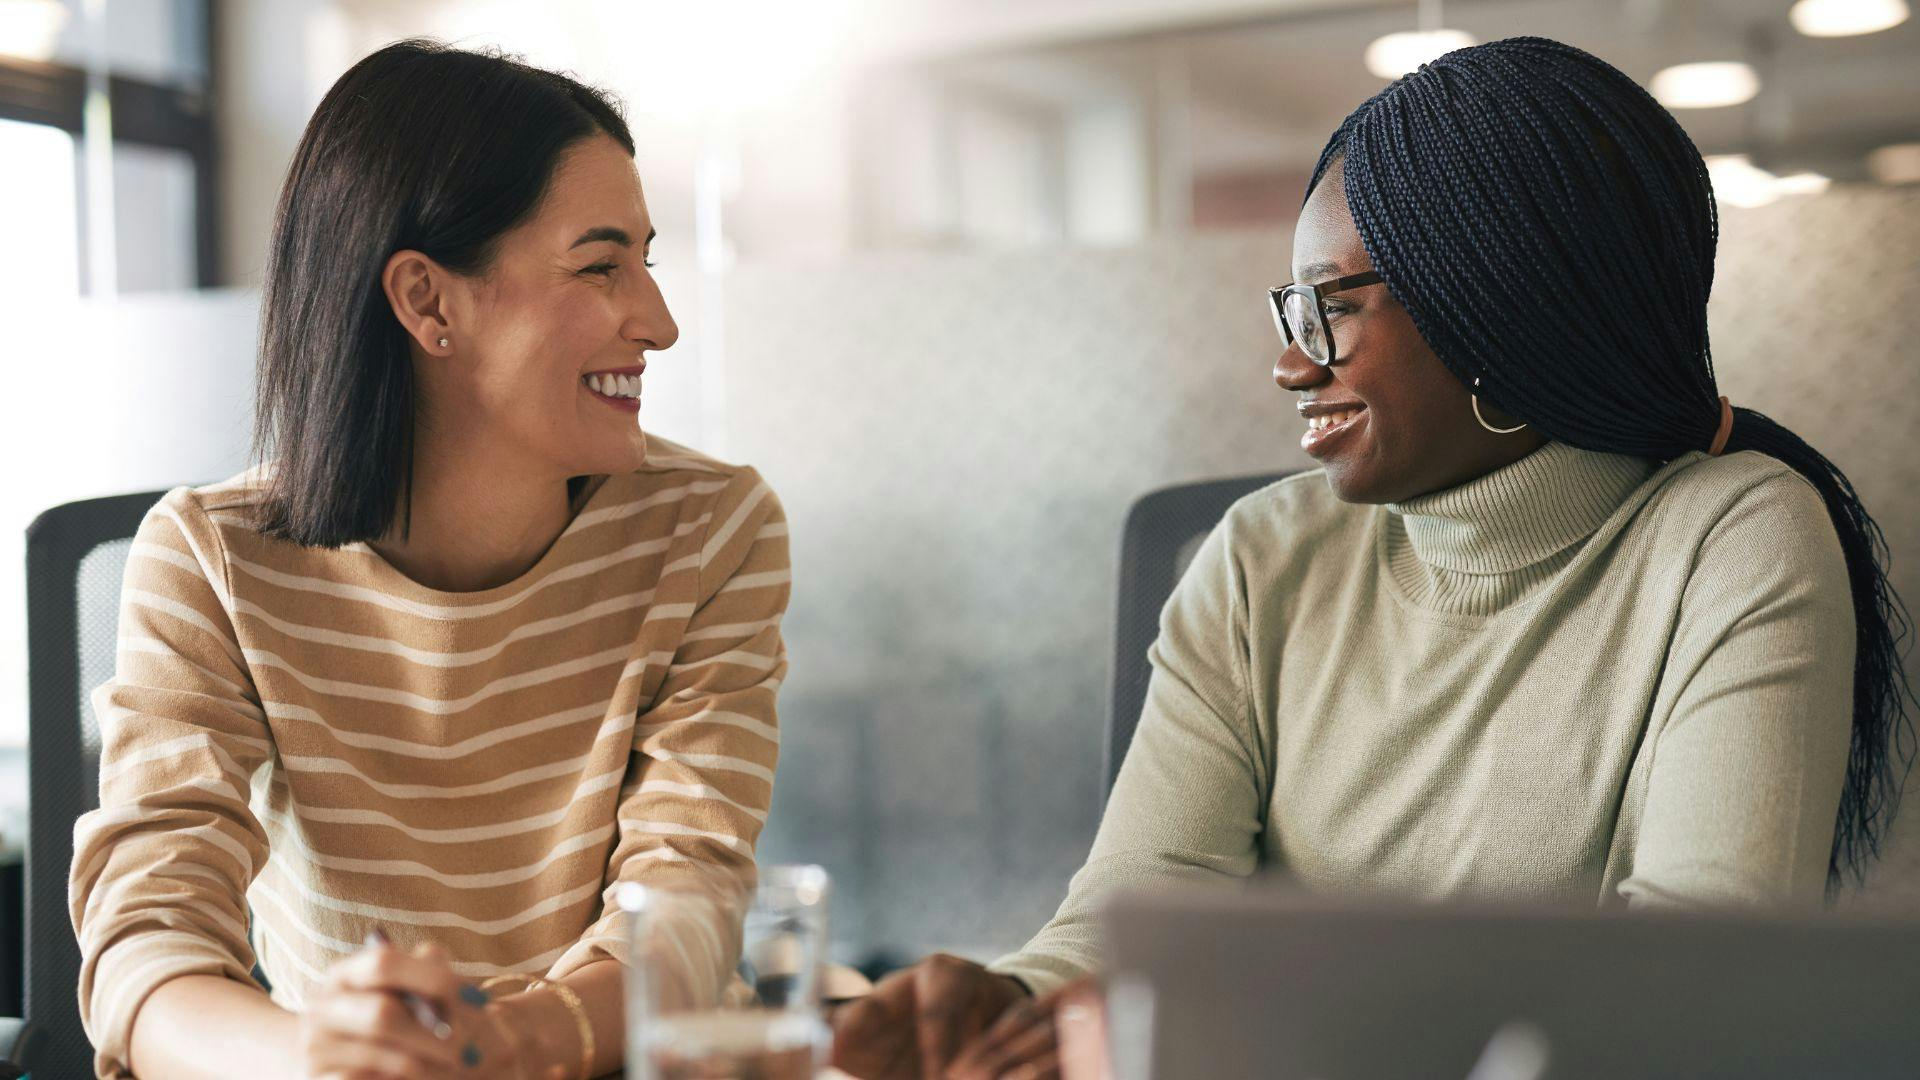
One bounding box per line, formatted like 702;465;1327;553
0;1;221;289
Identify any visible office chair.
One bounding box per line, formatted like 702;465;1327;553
1106;472;1292;805
14;491;172;1079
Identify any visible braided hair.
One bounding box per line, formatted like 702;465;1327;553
1305;36;1914;891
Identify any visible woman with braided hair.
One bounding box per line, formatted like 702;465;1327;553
831;36;1915;1080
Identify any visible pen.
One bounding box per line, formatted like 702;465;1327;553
362;927;454;1040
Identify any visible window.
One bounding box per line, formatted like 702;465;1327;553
0;116;80;297
0;0;219;294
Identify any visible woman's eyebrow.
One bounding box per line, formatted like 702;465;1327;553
569;226;657;248
1294;260;1344;282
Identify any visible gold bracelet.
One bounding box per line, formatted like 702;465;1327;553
480;974;537;995
546;981;595;1080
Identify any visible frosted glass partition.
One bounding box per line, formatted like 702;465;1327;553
1705;186;1920;909
725;229;1329;962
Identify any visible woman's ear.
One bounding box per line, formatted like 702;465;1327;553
382;249;456;356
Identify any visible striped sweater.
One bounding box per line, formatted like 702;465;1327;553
69;438;789;1079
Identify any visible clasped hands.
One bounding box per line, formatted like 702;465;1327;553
297;939;563;1080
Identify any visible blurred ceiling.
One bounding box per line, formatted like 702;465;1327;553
908;0;1920;184
1188;0;1920;178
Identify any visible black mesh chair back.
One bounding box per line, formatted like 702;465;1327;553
25;491;171;1079
1106;473;1292;804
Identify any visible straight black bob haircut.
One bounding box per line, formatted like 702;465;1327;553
252;39;633;547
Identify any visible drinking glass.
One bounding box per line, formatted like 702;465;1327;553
620;865;832;1080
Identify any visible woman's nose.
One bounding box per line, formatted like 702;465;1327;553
625;279;680;353
1273;340;1330;392
639;309;680;352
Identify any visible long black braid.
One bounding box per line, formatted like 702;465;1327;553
1306;36;1914;891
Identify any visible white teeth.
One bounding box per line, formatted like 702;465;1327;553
586;373;642;399
1308;409;1359;433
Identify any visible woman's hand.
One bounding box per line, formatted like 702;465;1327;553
948;977;1104;1080
297;941;534;1080
829;954;1031;1080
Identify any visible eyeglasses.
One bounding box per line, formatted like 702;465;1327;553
1268;270;1383;366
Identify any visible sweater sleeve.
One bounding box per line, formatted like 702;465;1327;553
69;491;274;1080
1618;471;1855;909
545;468;790;1005
991;514;1269;995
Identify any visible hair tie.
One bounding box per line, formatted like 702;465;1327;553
1707;395;1734;456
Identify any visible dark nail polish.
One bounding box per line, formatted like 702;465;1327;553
459;984;490;1007
461;1042;482;1067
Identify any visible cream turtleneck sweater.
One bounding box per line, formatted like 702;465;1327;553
995;442;1855;994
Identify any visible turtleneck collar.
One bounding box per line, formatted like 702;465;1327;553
1386;441;1657;577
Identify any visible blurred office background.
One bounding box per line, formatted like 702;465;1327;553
2;0;1917;968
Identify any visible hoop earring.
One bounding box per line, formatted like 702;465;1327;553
1472;378;1528;435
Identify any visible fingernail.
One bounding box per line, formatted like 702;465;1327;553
399;992;450;1037
363;927;391;948
459;984;490;1007
461;1042;482;1067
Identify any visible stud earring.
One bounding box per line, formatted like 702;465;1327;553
437;337;450;349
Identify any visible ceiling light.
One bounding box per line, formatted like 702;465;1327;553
1706;155;1781;209
1705;156;1836;207
1771;172;1832;195
0;0;67;62
1364;29;1478;79
1789;0;1909;37
1866;142;1920;185
1650;62;1761;109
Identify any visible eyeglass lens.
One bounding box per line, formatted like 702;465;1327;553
1280;290;1330;363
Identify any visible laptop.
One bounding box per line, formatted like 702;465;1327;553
1100;884;1920;1080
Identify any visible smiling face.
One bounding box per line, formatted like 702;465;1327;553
1275;158;1544;503
414;134;678;480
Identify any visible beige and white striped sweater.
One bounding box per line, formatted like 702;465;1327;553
68;439;789;1079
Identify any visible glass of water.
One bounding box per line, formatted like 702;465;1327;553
620;865;832;1080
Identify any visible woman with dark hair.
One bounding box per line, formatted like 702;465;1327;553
69;41;789;1079
833;36;1914;1080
